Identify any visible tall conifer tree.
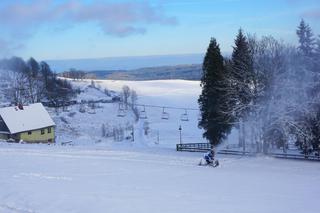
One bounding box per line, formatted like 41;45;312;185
198;38;232;145
296;19;315;57
231;29;253;120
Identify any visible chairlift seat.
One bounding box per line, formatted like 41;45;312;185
140;111;147;119
161;112;169;120
180;110;189;121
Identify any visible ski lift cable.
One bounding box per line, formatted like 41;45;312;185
133;103;198;111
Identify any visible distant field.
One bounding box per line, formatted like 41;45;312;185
87;64;202;80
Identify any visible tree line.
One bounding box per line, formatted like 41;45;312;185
199;20;320;154
0;57;75;106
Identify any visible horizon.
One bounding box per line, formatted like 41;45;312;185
46;53;206;72
0;0;319;61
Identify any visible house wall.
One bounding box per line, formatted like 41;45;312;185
19;127;55;143
0;133;8;140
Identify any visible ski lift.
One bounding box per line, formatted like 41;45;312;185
139;105;147;119
180;109;189;121
117;103;126;117
161;107;169;120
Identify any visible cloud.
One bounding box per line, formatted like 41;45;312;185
0;0;177;37
302;8;320;19
0;0;177;56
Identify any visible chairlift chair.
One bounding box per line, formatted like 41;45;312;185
117;103;126;117
180;109;189;121
161;107;169;120
139;105;147;119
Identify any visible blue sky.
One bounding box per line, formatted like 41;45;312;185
0;0;319;60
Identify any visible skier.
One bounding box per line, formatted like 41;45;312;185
199;148;219;167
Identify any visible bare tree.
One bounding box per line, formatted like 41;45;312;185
122;85;130;110
130;90;138;107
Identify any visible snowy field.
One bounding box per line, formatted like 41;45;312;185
1;143;320;213
53;79;207;147
1;79;320;213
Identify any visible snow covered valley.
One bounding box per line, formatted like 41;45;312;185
1;79;320;213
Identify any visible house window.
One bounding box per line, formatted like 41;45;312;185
41;129;45;135
28;131;32;135
48;127;51;134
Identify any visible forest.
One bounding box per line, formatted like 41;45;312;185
199;20;320;154
0;57;75;106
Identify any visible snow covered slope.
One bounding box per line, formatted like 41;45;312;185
0;79;319;213
53;79;207;147
0;143;319;213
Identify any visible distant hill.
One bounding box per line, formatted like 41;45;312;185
46;54;204;73
83;64;202;81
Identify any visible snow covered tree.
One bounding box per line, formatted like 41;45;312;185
315;35;320;67
130;90;139;122
122;85;130;110
130;90;138;107
230;29;254;119
0;56;75;106
25;58;38;103
228;29;254;148
40;61;52;91
198;38;232;145
296;19;315;57
316;35;320;56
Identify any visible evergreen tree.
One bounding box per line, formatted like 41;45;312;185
27;57;40;78
230;29;254;149
231;29;254;119
26;57;41;103
40;61;52;90
296;19;315;57
315;35;320;60
198;38;232;145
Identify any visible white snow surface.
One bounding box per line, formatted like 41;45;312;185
0;103;55;134
0;143;319;213
1;79;319;213
59;79;205;147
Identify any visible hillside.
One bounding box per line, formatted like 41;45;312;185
46;54;204;72
52;79;205;147
1;79;319;213
88;64;202;80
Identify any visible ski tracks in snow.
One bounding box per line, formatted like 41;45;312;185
0;204;36;213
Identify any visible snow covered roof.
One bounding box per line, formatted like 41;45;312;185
0;103;55;134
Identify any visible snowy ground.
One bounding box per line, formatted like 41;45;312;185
1;143;319;213
53;79;208;147
1;79;319;212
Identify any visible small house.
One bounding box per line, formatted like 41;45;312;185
0;103;56;143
